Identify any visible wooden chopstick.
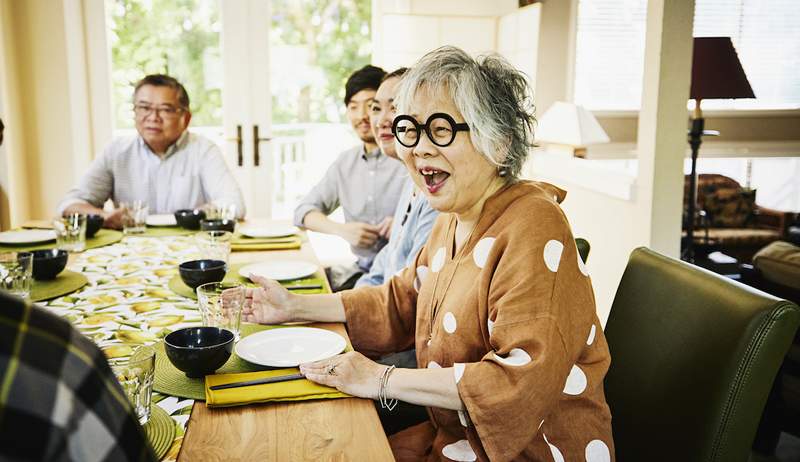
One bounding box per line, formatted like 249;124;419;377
284;284;323;291
209;372;305;390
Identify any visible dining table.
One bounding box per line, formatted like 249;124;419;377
30;222;394;461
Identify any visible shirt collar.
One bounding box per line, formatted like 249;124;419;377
361;145;382;161
138;130;189;159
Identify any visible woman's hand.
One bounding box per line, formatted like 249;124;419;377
300;351;386;400
242;275;295;324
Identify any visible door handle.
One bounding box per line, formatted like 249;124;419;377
253;125;272;167
225;125;243;166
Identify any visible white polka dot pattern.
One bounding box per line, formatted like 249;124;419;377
493;348;532;367
442;439;477;461
543;240;564;272
427;361;441;369
587;324;596;346
431;247;446;273
585;440;611;462
443;312;457;333
472;237;495;269
414;265;429;292
453;363;465;383
543;434;564;462
563;365;588;395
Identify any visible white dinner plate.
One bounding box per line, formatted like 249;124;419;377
236;327;347;367
146;214;177;227
239;260;318;281
238;224;297;238
0;229;57;245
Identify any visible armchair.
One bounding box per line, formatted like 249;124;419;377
683;174;790;262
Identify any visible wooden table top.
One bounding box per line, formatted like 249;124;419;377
178;235;394;461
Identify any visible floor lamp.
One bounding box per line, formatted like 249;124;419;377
683;37;754;262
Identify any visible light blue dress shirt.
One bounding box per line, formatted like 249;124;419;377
355;179;439;287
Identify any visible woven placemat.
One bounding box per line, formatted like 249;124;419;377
0;229;122;252
30;270;88;302
167;262;328;299
153;323;280;400
144;403;176;460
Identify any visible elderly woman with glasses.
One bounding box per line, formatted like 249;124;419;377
242;46;614;461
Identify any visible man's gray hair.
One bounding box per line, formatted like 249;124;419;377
395;46;535;179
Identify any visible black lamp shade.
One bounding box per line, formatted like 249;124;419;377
691;37;755;101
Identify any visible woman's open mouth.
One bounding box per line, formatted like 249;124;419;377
419;167;450;194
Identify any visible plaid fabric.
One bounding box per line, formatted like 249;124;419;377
0;291;155;462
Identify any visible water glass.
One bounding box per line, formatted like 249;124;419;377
111;345;155;425
53;214;86;252
0;252;33;299
196;230;232;263
121;201;148;235
205;202;237;221
197;281;245;340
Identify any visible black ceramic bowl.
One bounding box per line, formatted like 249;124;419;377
174;209;206;230
200;219;236;233
164;327;234;378
178;259;227;289
31;249;68;280
85;214;104;238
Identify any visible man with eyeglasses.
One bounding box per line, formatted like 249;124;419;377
57;74;245;228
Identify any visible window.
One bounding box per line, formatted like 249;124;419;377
574;0;800;110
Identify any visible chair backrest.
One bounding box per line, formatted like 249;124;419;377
604;247;800;462
575;237;590;264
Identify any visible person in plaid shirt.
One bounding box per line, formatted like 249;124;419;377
0;291;155;461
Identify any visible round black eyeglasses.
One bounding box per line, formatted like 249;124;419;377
392;113;470;148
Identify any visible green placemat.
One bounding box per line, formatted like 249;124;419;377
144;403;176;460
153;323;279;400
30;270;88;302
135;226;197;237
167;262;328;299
0;229;123;252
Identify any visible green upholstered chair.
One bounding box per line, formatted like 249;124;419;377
576;238;590;264
604;247;800;462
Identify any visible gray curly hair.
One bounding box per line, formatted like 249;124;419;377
394;46;536;179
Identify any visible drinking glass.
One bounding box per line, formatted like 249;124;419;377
196;230;232;263
53;214;87;252
111;345;156;425
121;201;148;235
197;281;245;340
204;202;237;221
0;252;33;299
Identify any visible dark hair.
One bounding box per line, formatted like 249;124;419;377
133;74;190;110
344;65;386;105
383;67;409;82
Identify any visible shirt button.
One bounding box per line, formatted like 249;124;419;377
369;171;375;176
368;196;374;201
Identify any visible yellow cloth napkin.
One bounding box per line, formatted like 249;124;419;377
204;368;348;407
231;236;302;251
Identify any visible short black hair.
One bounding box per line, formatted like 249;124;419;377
133;74;190;110
344;65;386;105
383;67;408;82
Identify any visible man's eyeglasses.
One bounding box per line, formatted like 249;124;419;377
392;113;470;148
133;104;185;119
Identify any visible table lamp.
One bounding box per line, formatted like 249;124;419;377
683;37;754;262
536;101;610;158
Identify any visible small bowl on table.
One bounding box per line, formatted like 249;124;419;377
174;209;206;230
85;214;104;238
200;219;236;233
31;249;68;280
164;327;234;378
178;259;227;290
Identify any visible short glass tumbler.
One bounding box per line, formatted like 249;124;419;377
195;230;232;263
197;281;245;341
53;214;87;252
111;345;156;425
121;201;148;235
0;252;33;299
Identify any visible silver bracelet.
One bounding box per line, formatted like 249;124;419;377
379;365;398;411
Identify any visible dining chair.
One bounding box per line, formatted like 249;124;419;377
604;247;800;462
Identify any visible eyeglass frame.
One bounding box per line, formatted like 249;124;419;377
132;103;187;119
392;112;470;148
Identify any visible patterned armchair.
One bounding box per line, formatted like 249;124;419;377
683;174;790;262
